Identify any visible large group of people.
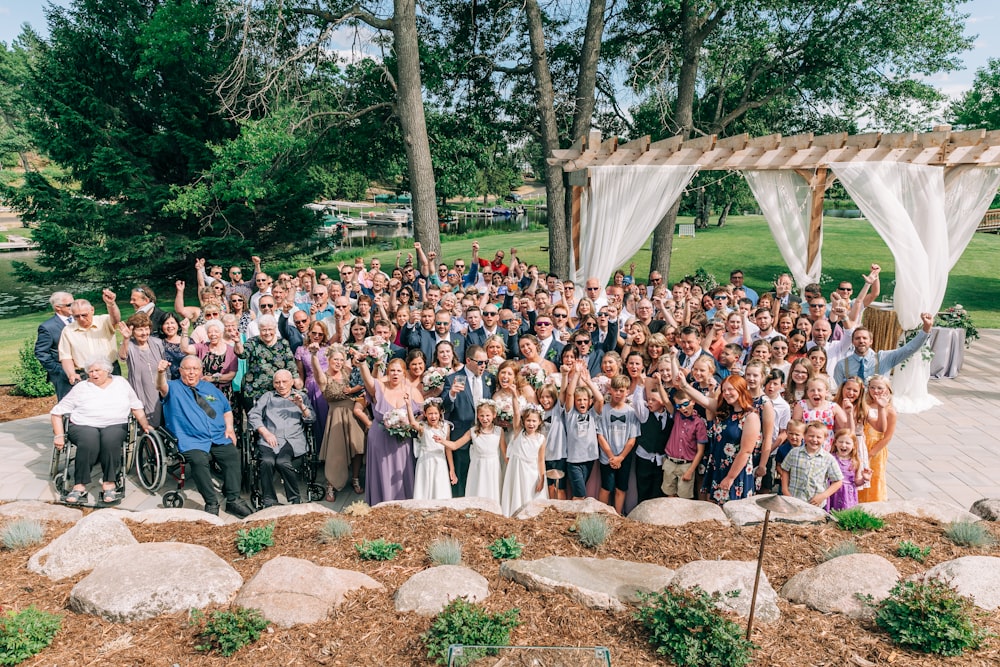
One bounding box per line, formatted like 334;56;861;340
40;239;934;516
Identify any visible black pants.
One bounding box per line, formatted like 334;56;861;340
451;445;470;497
634;456;666;503
183;444;241;507
258;443;301;506
68;422;126;486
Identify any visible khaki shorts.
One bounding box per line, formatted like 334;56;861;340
661;458;696;499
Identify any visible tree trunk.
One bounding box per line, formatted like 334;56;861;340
695;190;711;228
717;201;732;227
393;0;440;255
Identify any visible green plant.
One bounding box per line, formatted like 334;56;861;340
488;535;524;560
427;537;462;566
819;540;858;562
318;517;353;543
635;586;756;667
355;538;403;561
11;339;54;398
421;599;521;666
831;507;885;533
1;519;45;550
936;304;979;347
869;580;992;656
945;521;995;547
896;540;931;562
235;523;275;557
0;607;62;665
574;514;612;549
190;607;269;657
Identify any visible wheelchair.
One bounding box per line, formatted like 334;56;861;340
243;426;325;511
49;416;131;508
133;426;187;508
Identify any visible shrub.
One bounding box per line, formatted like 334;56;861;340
870;580;992;656
421;599;521;666
488;535;524;560
1;519;45;550
355;538;403;561
235;524;275;557
831;507;884;533
819;540;858;562
318;517;353;543
0;606;62;665
635;586;756;667
574;514;612;549
945;521;995;548
11;340;54;398
190;607;269;657
428;537;462;566
342;500;371;517
896;540;931;562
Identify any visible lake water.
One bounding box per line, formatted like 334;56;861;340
0;251;56;317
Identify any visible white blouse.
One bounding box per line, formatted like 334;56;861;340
50;376;143;427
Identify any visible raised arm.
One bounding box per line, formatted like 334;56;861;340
156;359;171;397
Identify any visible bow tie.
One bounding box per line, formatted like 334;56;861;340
610;414;627;423
543;415;552;424
576;414;589;424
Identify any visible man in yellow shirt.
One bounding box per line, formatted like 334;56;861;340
59;289;122;386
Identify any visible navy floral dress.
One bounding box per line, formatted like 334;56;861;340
702;410;756;505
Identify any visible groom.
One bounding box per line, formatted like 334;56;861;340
441;345;494;497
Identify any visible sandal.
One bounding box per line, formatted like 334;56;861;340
64;488;86;504
325;485;336;503
102;489;120;505
352;478;364;495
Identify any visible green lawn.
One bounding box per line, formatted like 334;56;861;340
2;215;997;384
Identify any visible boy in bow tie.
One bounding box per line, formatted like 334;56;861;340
597;374;640;514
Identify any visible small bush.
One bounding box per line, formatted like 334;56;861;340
190;607;269;657
945;521;995;548
831;506;885;533
0;606;62;665
235;523;275;557
428;537;462;566
574;514;612;549
488;535;524;560
318;517;353;543
635;586;756;667
896;540;931;562
11;339;54;398
342;500;371;517
1;519;45;550
421;599;521;666
355;538;403;561
870;580;992;656
819;540;858;562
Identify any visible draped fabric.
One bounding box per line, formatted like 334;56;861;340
944;166;1000;269
573;165;698;288
742;170;822;289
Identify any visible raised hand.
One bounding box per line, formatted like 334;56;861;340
117;321;132;339
157;359;171;373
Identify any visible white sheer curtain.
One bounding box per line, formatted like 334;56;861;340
573;165;698;288
945;166;1000;269
742;170;823;290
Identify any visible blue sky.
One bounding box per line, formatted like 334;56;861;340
1;0;996;100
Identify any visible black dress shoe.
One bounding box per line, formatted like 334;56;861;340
226;498;253;518
204;503;220;515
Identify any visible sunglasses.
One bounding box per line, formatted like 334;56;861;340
553;313;567;319
536;322;552;327
484;312;498;317
675;401;691;408
472;359;487;366
574;340;591;346
259;304;275;309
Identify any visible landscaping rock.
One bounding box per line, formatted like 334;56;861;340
723;495;827;527
499;556;673;612
70;542;242;622
379;498;503;515
922;556;1000;610
970;499;1000;522
235;556;383;627
27;511;137;581
395;565;489;615
861;499;980;524
242;502;336;522
781;554;898;619
123;507;231;526
513;498;618;520
670;560;780;623
0;500;83;523
628;498;728;526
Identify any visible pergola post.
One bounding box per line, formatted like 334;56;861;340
794;167;837;275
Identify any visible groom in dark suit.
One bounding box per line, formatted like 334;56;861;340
441;345;494;497
35;291;74;400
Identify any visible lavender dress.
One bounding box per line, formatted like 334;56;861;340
827;457;859;511
364;382;416;505
295;345;329;446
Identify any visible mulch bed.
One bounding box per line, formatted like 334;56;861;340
0;386;55;423
3;505;1000;666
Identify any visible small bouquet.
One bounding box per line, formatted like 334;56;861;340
519;362;546;390
486;355;505;376
360;335;391;374
495;398;514;429
383;408;416;440
422;367;447;392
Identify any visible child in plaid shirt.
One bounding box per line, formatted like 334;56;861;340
779;421;842;506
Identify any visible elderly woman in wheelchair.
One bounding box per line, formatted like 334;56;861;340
50;357;152;504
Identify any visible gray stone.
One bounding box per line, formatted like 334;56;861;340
70;542;242;622
861;499;980;524
379;498;503;515
671;560;780;623
513;498;619;520
922;556;1000;610
27;511;137;581
723;494;828;527
499;556;673;612
123;508;231;526
781;554;898;619
395;565;489;615
628;498;728;527
0;500;83;523
235;556;383;627
242;502;336;523
970;499;1000;522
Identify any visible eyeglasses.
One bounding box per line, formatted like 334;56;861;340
256;277;268;283
838;286;853;291
535;321;552;327
204;312;221;318
553;313;567;319
312;292;326;297
335;305;350;309
598;312;609;317
675;401;691;408
583;322;596;328
500;319;513;325
586;287;600;292
230;297;243;302
259;304;275;310
230;270;241;276
809;302;825;308
309;331;325;337
713;295;728;301
574;340;591;346
454;264;465;269
472;359;487;366
213;285;224;291
435;321;450;326
293;319;308;325
58;302;73;308
651;278;662;283
563;286;574;291
484;312;498;317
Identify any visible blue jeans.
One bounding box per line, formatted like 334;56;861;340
566;460;594;498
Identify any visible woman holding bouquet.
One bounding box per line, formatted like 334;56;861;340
517;335;557;375
311;344;365;501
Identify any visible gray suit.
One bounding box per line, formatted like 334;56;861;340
35;315;71;400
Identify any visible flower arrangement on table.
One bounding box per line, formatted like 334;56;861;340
383;408;417;440
519;362;546;390
936;304;979;348
422;367;448;392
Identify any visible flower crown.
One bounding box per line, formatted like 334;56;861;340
521;402;545;418
475;398;498;411
423;397;444;409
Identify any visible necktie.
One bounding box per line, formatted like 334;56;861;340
191;386;216;419
66;316;73;324
858;356;866;381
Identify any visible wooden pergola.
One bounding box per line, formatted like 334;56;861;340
548;126;1000;270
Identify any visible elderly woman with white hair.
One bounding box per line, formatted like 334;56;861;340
183;318;237;398
50;357;152;504
235;314;301;410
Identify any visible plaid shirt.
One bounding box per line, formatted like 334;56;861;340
780;446;842;501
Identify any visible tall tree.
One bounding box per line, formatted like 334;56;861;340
951;58;1000;131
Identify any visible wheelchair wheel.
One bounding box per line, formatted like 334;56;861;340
163;491;184;508
53;472;68;497
307;483;325;502
49;447;62;478
135;431;167;492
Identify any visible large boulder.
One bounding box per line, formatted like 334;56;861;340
723;495;828;527
395;565;489;615
0;501;83;523
123;508;231;526
235;556;383;627
628;498;728;527
379;498;502;515
243;502;336;523
670;560;780;623
969;499;1000;522
70;543;242;622
513;498;618;520
27;511;137;581
781;554;898;619
922;556;1000;610
861;499;980;524
500;556;673;612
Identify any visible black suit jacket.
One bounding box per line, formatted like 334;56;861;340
35;315;71;399
441;370;495;441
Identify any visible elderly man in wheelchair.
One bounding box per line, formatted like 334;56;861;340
49;357;153;505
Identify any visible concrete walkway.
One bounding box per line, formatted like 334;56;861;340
1;330;998;514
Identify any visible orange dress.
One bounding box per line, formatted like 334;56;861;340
858;419;887;503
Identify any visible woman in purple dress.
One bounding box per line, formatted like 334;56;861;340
296;321;331;446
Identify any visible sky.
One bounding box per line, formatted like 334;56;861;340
1;0;997;101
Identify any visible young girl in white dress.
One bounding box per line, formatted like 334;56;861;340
437;400;505;504
406;397;454;500
501;401;547;517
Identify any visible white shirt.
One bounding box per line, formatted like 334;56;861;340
465;368;484;403
50;376;142;427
